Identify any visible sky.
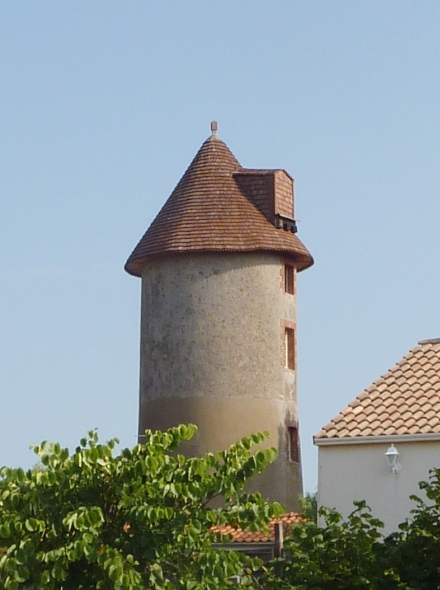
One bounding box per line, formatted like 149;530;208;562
2;2;440;494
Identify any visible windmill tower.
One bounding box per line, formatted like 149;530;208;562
125;123;313;510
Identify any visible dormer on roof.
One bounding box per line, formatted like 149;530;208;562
235;168;297;232
125;122;313;277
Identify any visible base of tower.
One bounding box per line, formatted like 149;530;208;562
138;396;303;512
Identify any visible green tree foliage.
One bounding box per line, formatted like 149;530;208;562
261;501;394;590
0;425;281;590
298;491;317;522
261;471;440;590
5;429;440;590
383;468;440;590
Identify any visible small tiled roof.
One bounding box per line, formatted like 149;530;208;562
125;129;313;276
315;339;440;440
211;512;303;543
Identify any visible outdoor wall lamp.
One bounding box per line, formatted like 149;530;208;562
385;444;401;474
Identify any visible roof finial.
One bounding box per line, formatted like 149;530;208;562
210;120;218;137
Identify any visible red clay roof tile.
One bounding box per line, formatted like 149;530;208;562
315;340;440;439
211;512;304;543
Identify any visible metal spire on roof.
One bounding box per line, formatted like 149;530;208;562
210;120;218;137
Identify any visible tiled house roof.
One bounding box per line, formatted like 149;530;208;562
125;127;313;276
315;339;440;440
211;512;303;543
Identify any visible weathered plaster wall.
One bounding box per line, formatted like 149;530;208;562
317;440;440;535
139;252;302;509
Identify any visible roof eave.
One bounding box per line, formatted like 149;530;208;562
125;248;314;277
235;168;294;182
211;542;275;551
314;432;440;446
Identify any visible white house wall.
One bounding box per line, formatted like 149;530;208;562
317;440;440;536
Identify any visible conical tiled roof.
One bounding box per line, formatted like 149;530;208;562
125;130;313;276
315;339;440;440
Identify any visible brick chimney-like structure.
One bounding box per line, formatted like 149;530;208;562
125;123;313;510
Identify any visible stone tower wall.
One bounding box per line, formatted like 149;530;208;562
139;251;302;509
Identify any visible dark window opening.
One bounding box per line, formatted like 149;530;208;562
288;426;300;462
285;328;295;370
284;264;294;294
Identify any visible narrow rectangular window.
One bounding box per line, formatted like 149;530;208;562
288;426;300;462
284;264;294;294
285;328;295;370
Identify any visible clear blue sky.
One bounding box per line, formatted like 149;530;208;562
2;2;440;494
